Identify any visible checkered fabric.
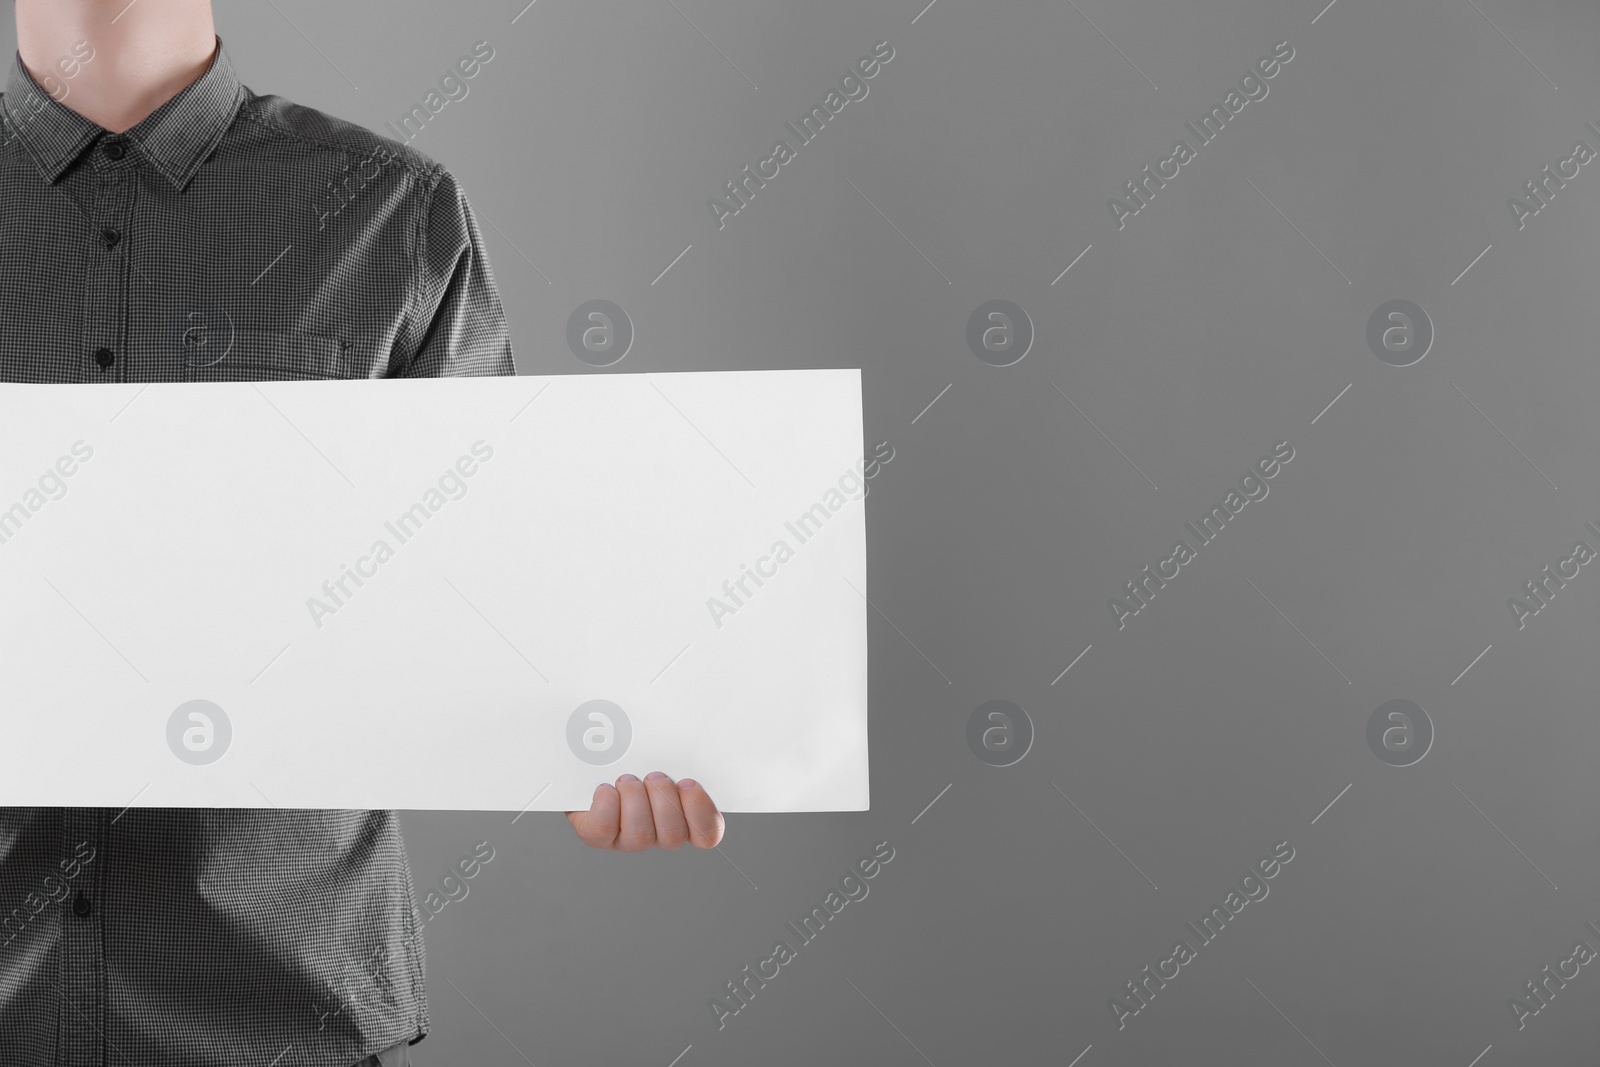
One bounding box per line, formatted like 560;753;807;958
0;35;514;1067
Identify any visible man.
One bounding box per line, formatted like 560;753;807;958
0;3;725;1065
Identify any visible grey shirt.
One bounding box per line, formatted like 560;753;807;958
0;34;513;1067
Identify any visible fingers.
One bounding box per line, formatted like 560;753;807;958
677;779;725;849
565;782;620;850
643;772;690;851
613;774;657;852
565;774;724;851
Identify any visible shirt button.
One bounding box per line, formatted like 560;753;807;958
94;347;114;369
102;228;120;248
103;138;126;161
71;892;91;918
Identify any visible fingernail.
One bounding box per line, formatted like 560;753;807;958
676;778;697;791
596;782;614;790
645;771;668;782
617;773;639;784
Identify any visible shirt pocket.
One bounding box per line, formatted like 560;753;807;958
186;327;347;382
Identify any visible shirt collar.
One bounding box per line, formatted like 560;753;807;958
3;34;243;191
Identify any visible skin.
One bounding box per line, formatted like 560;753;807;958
16;0;217;133
17;0;727;852
569;774;727;852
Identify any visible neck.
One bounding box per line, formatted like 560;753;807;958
15;0;216;133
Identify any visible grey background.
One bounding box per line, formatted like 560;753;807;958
27;0;1600;1062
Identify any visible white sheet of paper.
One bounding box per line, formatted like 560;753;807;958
0;369;869;812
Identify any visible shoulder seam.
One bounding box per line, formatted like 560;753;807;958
401;161;449;373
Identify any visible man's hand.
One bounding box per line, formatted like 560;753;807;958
566;773;726;851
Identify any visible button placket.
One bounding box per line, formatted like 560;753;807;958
58;809;104;1067
83;140;134;382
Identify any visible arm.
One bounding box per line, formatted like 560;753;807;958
390;162;514;379
393;168;725;850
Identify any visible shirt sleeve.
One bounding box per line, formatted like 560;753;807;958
391;164;515;378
